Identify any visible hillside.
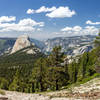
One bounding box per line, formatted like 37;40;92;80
0;38;16;55
0;77;100;100
46;77;100;99
0;39;44;89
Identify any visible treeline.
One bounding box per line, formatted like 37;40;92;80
0;34;100;93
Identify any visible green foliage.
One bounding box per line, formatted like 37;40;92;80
77;73;100;85
49;46;65;67
48;66;68;90
77;52;89;81
94;32;100;47
0;78;8;90
9;70;21;91
94;32;100;73
0;89;5;95
47;46;69;90
68;60;79;83
30;58;48;92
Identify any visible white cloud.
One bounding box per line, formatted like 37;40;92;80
46;6;76;18
83;26;98;34
0;16;16;23
0;18;44;33
0;25;35;32
61;27;72;31
36;6;56;13
27;6;56;14
73;26;82;32
26;6;76;18
86;20;100;25
61;26;82;32
26;9;35;14
18;18;44;27
61;25;98;35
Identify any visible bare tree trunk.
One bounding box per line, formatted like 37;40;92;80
32;83;35;92
56;79;59;90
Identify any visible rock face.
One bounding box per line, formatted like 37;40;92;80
73;45;93;56
11;35;34;54
43;35;95;56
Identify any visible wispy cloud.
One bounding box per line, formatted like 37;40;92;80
36;6;56;13
86;20;100;25
26;6;56;14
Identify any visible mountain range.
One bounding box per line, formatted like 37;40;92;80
0;35;96;56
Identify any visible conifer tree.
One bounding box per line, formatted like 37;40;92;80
48;46;68;90
94;32;100;73
94;32;100;47
31;58;48;92
77;52;89;81
9;70;23;92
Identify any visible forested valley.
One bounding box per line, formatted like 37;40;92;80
0;33;100;93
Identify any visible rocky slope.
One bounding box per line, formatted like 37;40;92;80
0;38;16;55
0;77;100;100
0;37;43;55
11;35;34;54
45;77;100;100
43;35;95;56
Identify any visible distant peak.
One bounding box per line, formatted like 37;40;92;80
19;34;29;38
11;35;34;54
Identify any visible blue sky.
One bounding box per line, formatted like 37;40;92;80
0;0;99;40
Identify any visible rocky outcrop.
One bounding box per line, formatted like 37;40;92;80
11;35;34;54
43;35;95;56
73;45;93;56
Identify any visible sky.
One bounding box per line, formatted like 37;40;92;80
0;0;99;40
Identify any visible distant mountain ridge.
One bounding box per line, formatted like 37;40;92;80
43;35;95;56
0;35;96;56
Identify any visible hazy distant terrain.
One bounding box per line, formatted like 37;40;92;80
0;35;96;56
43;35;95;56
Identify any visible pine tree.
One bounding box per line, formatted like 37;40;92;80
9;70;21;91
94;32;100;73
68;59;78;83
31;58;48;92
49;46;65;67
48;46;68;90
94;32;100;47
77;52;89;81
